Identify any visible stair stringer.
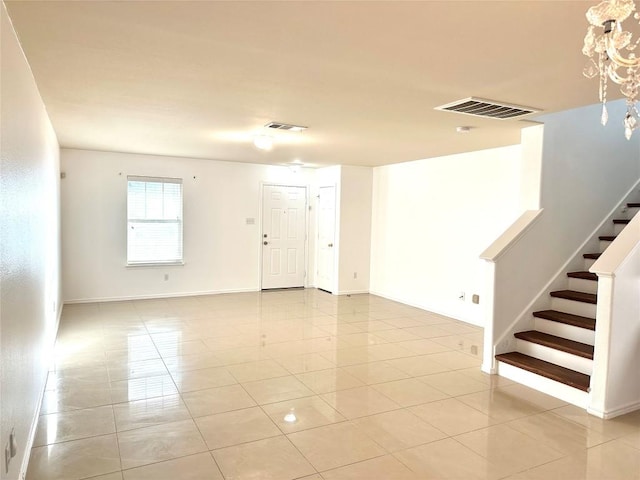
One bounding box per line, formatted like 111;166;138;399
491;253;580;364
489;179;640;376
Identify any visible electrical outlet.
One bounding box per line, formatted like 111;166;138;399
472;294;480;304
353;272;357;279
459;291;465;301
164;274;169;281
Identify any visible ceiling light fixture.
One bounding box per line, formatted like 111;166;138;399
583;0;640;138
265;122;308;132
253;134;274;151
456;126;472;133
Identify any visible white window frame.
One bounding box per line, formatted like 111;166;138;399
127;175;184;266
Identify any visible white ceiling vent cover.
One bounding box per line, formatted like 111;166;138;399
434;97;540;120
265;122;307;132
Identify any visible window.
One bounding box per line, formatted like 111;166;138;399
127;176;183;265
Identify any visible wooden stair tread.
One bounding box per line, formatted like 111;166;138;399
496;352;590;391
515;330;594;359
627;203;640;207
599;235;616;241
613;219;631;224
533;310;596;330
567;271;597;281
550;290;597;304
583;253;601;259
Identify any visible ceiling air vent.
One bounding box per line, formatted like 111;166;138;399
434;97;540;120
265;122;308;132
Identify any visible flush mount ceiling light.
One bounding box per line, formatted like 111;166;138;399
456;126;473;133
265;122;308;132
253;134;274;151
583;0;640;138
252;122;308;151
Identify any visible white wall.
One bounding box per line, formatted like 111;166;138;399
370;145;522;325
1;4;61;479
537;101;640;259
312;165;373;295
337;165;372;294
61;149;314;302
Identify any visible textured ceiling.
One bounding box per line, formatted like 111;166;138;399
5;1;603;167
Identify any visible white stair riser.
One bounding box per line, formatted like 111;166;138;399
534;318;595;345
614;223;628;235
599;240;613;251
496;361;590;408
515;339;593;375
567;278;598;295
627;207;639;218
550;297;596;317
584;258;597;270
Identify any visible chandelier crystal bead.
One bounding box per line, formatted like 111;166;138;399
583;0;640;138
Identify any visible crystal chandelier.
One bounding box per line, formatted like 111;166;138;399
583;0;640;139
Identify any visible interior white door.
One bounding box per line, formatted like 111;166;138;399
316;185;336;293
261;185;307;289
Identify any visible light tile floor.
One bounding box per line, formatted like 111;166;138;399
27;289;640;480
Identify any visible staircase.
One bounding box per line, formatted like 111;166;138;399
495;202;640;406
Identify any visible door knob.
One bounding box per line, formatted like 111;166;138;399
263;241;268;245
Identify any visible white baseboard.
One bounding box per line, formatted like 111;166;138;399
335;289;370;296
19;380;44;480
369;289;482;326
63;287;260;304
588;400;640;419
20;302;63;479
481;361;497;375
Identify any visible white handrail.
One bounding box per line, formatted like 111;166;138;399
480;209;544;262
590;212;640;276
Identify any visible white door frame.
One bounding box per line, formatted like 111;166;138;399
259;182;310;290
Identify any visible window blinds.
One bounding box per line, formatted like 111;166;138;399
127;176;183;265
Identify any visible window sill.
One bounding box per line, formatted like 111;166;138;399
126;261;185;268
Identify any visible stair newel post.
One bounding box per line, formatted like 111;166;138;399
586;272;614;418
587;209;640;418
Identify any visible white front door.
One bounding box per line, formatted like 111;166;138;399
316;185;336;293
261;185;307;289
